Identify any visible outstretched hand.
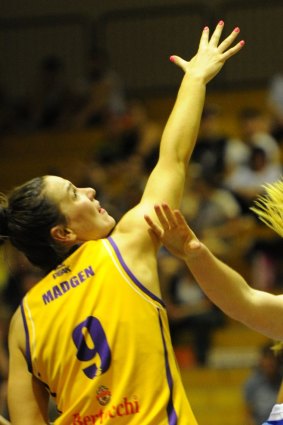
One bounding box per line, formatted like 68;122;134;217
170;20;245;84
144;203;202;260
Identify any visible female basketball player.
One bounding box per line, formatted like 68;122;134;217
1;22;244;424
144;196;283;425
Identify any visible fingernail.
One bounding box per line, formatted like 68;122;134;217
234;27;240;33
203;26;209;31
240;40;245;46
218;20;224;26
169;55;175;62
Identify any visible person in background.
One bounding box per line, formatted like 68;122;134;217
191;104;229;181
158;254;224;366
267;73;283;144
27;56;73;130
72;47;127;129
223;145;282;215
243;342;283;425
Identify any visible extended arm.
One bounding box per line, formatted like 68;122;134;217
116;22;244;233
8;309;49;425
145;203;283;341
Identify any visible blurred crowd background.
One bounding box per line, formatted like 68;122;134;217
1;1;283;423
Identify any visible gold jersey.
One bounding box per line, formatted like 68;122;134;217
21;238;198;424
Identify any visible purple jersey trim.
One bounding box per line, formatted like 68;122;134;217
158;310;178;425
20;301;33;373
107;236;165;307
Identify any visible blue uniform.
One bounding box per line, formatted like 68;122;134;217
263;404;283;424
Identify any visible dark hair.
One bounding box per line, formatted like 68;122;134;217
0;194;9;238
0;176;68;273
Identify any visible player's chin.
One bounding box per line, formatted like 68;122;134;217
101;216;116;232
109;216;116;229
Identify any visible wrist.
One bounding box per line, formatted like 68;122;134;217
182;72;207;85
183;240;207;263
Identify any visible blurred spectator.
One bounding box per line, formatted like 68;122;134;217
188;105;280;230
72;46;127;129
126;99;163;173
1;248;43;314
27;55;73;130
191;104;229;181
246;235;283;292
184;170;242;232
224;107;281;184
219;107;283;289
267;73;283;144
223;146;282;214
158;254;225;366
182;169;252;260
243;343;283;425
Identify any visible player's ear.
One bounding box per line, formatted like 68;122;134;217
50;225;77;243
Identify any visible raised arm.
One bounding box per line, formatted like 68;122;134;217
116;21;244;236
144;203;283;341
142;22;243;205
159;23;242;167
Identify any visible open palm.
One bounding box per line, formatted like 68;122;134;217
144;203;200;259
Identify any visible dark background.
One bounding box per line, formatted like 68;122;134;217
1;0;283;98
